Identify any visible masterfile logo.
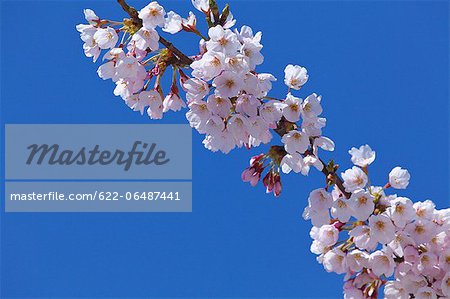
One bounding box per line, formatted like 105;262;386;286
26;141;170;171
5;124;192;180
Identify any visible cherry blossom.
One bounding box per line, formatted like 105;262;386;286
348;189;375;221
317;224;339;246
282;93;302;122
369;250;396;277
386;197;416;228
131;27;159;51
281;130;310;155
301;93;322;119
83;9;99;25
191;0;209;13
206;25;241;54
284;64;308;90
94;27;119;49
163;92;186;112
138;1;166;29
389;166;411;189
369;214;396;244
349;144;376;167
162;11;182;34
213;71;243;98
341;166;368;192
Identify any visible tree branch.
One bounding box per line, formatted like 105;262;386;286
117;0;141;27
159;36;194;66
116;0;351;199
116;0;194;66
320;158;351;199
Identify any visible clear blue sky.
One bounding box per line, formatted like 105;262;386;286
1;0;449;297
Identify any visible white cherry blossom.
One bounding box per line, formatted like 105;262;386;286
341;166;368;192
281;130;310;155
301;93;322;119
386;197;416;228
369;250;395;277
206;25;240;54
282;93;302;122
138;1;166;29
191;0;209;13
389;166;410;189
303;206;330;227
349;225;377;251
323;248;347;274
93;27;118;49
438;248;450;272
163;92;185;112
83;9;99;25
368;214;396;244
163;11;182;34
413;200;436;220
313;136;335;156
240;41;263;70
307;188;333;211
348;144;376;167
348;189;375;221
384;281;409;299
259;101;283;124
415;286;437;299
131;27;159;51
204;115;225;135
227;114;250;141
125;94;148;115
191;51;226;81
284;64;308;90
331;196;352;223
235;94;260;117
317;224;339;246
186;100;211;132
405;219;435;244
302;116;326;137
182;78;210;103
235;25;262;44
97;61;116;80
346;249;369;272
206;94;232;118
203;129;236;154
280;153;304;174
212;70;243;98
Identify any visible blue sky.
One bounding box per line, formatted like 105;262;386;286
1;0;449;297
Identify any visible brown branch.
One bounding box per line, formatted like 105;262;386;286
159;36;194;66
117;0;141;27
116;0;193;66
116;0;351;199
320;159;351;199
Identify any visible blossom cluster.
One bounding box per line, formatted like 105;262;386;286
303;145;450;298
77;1;449;297
185;24;275;154
240;88;334;196
76;1;332;157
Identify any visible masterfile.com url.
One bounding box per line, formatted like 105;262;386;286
9;191;182;202
10;191;98;201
